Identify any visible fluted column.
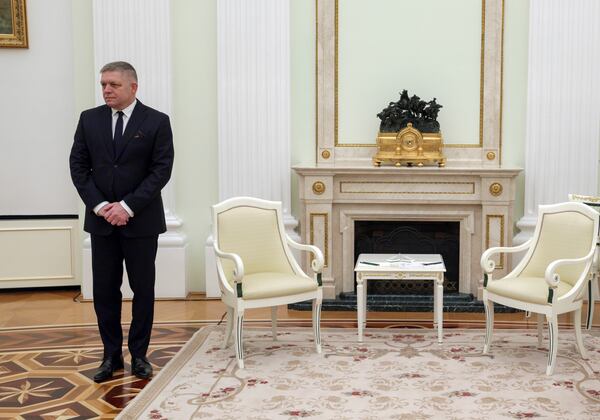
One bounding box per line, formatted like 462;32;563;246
515;0;600;249
92;0;176;221
217;0;295;226
205;0;297;296
82;0;188;299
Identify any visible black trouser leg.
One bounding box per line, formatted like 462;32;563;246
91;232;124;360
121;235;158;358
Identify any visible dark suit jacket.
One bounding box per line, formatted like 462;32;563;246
69;101;174;237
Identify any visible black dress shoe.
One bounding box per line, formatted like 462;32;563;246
131;356;153;379
93;356;124;383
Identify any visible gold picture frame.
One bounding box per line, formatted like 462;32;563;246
0;0;28;48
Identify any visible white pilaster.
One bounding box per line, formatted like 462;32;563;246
217;0;294;219
83;0;188;300
205;0;297;297
515;0;600;251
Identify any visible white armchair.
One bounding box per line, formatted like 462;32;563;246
212;197;324;369
481;202;599;375
568;193;600;329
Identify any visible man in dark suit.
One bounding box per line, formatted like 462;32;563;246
70;61;174;382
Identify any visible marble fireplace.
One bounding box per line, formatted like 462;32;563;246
294;166;520;300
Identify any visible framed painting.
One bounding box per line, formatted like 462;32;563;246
0;0;28;48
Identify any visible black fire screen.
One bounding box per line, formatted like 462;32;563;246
354;221;459;294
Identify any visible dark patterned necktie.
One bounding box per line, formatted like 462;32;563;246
113;111;124;158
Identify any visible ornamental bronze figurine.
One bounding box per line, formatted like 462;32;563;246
373;90;446;167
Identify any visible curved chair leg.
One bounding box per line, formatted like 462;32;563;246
222;307;234;349
312;298;322;353
574;307;589;360
483;298;494;354
546;314;558;375
271;306;278;341
537;314;544;348
586;275;597;330
234;309;245;369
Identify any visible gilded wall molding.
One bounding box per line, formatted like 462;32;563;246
310;213;329;267
312;181;326;195
485;214;505;269
332;0;490;149
316;0;505;165
489;182;503;196
339;181;476;195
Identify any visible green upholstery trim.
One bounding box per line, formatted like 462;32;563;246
547;288;554;304
236;282;243;298
483;273;488;288
239;272;317;299
317;272;323;286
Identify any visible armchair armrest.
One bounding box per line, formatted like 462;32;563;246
481;239;532;273
544;249;596;289
286;236;324;273
213;244;244;296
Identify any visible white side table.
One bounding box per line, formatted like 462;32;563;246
354;254;446;343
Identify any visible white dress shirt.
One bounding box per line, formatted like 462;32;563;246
93;100;137;218
111;99;137;137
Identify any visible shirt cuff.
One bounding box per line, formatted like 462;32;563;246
93;201;109;215
120;200;134;217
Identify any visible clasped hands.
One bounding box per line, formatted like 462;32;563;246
99;202;130;226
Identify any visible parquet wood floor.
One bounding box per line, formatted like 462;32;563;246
0;288;598;418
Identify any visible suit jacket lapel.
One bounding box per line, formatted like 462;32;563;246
116;101;148;160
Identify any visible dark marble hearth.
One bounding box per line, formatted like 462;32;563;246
288;292;520;313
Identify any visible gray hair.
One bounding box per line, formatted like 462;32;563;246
100;61;138;82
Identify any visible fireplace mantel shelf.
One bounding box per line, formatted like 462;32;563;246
293;165;522;300
294;165;521;176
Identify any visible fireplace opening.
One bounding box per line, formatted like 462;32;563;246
354;220;460;294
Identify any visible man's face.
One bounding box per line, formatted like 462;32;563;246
100;70;137;110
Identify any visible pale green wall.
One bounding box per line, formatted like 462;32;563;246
338;0;481;145
71;0;528;292
291;0;317;220
501;0;529;227
71;0;94;279
171;0;218;291
72;1;94;115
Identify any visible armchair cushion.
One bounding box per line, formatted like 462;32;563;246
486;276;573;305
241;272;318;300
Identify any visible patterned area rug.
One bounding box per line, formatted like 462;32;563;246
120;327;600;420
